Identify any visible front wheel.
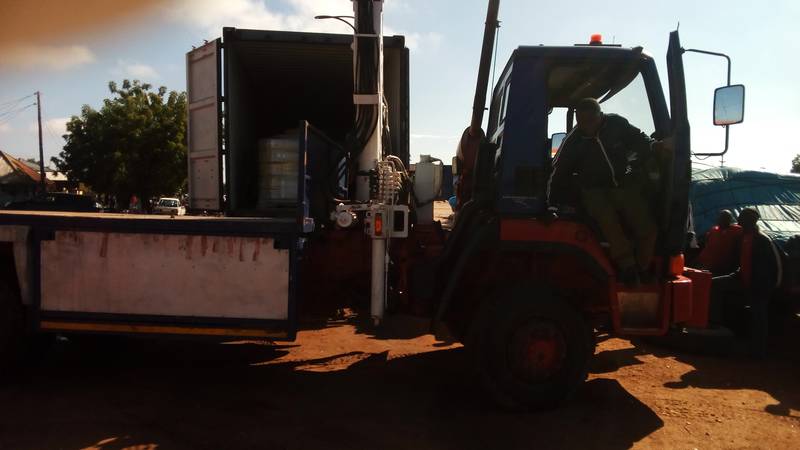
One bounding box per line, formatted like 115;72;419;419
467;286;593;410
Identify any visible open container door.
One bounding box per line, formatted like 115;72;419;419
186;38;224;212
664;30;691;254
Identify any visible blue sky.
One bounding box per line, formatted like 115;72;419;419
1;0;798;172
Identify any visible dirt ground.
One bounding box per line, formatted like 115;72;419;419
0;312;798;450
1;203;798;449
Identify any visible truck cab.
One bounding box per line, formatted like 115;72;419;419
438;31;745;409
489;43;670;214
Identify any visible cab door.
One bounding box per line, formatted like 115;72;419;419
664;30;691;255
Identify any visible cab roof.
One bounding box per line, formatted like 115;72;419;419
502;45;652;108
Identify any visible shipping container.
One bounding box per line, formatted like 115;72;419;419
187;28;410;216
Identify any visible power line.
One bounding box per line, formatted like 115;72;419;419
0;102;35;118
0;94;35;117
43;118;65;150
0;103;35;125
0;93;34;109
0;99;25;114
44;120;61;142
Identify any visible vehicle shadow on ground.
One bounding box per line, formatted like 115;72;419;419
590;346;648;375
0;336;662;450
640;314;800;419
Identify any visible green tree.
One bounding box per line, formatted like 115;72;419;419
792;155;800;174
52;80;187;209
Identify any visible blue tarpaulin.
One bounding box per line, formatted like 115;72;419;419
691;166;800;247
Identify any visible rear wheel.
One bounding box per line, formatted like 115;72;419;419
468;286;593;410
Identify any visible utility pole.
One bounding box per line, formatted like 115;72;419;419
35;91;46;193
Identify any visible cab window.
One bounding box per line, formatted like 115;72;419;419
546;70;656;160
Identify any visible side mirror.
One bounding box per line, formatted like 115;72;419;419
451;156;460;176
713;84;745;126
550;132;567;158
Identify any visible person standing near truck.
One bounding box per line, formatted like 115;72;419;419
547;98;671;286
711;208;782;357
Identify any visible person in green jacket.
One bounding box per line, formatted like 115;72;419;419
547;98;671;286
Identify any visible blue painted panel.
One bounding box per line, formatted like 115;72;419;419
496;56;549;215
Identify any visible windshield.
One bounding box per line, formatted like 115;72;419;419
159;199;179;207
599;74;655;136
548;72;655;145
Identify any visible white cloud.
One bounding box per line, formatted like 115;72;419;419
390;30;442;52
0;44;95;71
45;117;69;138
169;0;442;51
111;60;160;80
168;0;353;37
0;123;11;134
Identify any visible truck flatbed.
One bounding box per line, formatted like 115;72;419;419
0;209;301;341
0;210;300;236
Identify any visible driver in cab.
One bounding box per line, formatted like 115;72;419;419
547;97;672;286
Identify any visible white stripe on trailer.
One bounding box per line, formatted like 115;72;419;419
40;231;290;320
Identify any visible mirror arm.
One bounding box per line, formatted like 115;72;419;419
694;126;730;158
683;48;733;158
682;48;731;86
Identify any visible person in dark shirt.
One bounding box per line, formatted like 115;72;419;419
710;208;783;357
547;98;671;286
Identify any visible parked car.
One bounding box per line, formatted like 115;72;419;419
154;197;186;216
3;193;103;212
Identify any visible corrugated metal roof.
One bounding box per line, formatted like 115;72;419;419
0;150;52;184
17;158;66;181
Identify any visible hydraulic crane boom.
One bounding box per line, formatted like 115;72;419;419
456;0;500;209
469;0;501;138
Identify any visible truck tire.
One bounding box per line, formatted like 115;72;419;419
0;279;24;369
467;285;593;410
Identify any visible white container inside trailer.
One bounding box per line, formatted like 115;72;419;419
257;134;300;208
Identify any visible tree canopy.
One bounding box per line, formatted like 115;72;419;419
792;155;800;174
52;80;187;208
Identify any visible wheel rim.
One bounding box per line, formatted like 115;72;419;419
508;319;567;383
